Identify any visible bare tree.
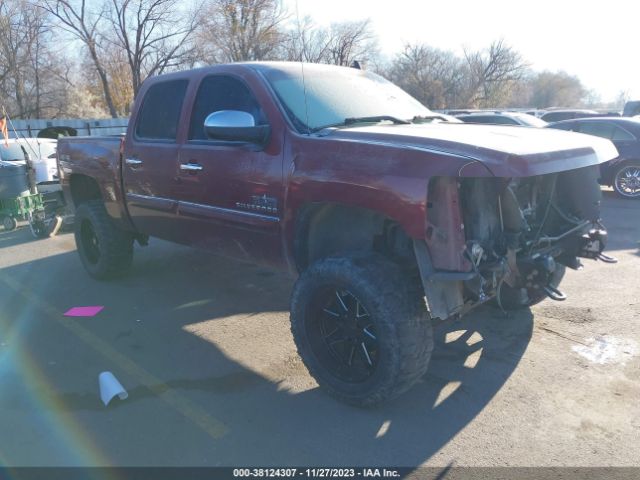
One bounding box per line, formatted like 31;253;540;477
386;43;466;109
0;3;610;119
0;0;30;116
528;70;586;108
463;39;528;107
80;48;134;116
280;17;377;67
40;0;118;117
326;20;376;67
280;14;330;63
107;0;200;96
0;0;73;118
196;0;287;63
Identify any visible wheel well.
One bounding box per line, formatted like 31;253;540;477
606;159;640;184
294;203;417;271
69;174;102;208
614;159;640;170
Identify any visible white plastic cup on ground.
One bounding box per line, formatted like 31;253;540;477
98;371;128;406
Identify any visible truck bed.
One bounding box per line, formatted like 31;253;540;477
57;135;127;224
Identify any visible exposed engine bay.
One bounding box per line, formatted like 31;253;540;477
418;165;616;320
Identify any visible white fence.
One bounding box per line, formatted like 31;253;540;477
7;117;129;138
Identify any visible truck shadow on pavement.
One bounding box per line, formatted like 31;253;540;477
0;226;37;247
0;231;532;466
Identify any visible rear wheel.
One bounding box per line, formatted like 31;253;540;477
2;216;17;231
74;201;133;280
613;163;640;199
290;254;433;407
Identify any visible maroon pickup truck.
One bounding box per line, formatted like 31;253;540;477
57;62;617;406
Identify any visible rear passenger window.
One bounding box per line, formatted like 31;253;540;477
612;126;635;141
578;122;615;139
135;80;188;140
189;75;266;140
543;112;571;122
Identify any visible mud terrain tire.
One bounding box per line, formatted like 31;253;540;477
74;200;133;280
290;253;434;407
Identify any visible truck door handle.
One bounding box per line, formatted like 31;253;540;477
125;158;143;166
180;163;204;172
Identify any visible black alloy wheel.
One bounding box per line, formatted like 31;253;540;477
290;253;434;407
306;288;379;383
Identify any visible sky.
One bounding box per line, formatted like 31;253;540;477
289;0;638;103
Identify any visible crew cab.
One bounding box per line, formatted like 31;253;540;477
57;62;618;406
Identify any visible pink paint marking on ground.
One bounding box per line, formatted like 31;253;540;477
64;306;104;317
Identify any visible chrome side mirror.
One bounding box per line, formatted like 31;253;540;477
203;110;270;146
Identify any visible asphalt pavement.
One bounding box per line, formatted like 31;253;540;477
0;190;638;467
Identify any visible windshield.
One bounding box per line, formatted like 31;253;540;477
262;64;433;132
0;144;26;161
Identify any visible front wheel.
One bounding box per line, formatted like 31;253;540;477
613;163;640;199
496;264;566;310
290;254;433;407
74;200;134;280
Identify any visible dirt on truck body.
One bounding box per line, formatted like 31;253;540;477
57;62;618;406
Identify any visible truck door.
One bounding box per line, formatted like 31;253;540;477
122;78;189;243
176;74;284;267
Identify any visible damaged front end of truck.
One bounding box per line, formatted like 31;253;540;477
414;149;618;321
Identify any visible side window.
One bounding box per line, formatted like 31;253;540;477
463;116;501;124
543;112;571;122
578;122;615;139
189;76;267;141
550;122;574;131
492;116;518;125
135;79;188;141
611;126;635;141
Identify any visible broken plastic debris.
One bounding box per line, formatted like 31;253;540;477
64;306;104;317
99;371;128;406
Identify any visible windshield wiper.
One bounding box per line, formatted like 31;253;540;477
310;115;411;133
412;115;451;123
344;115;411;126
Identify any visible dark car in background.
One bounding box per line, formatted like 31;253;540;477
456;111;547;127
548;117;640;198
541;109;618;123
623;100;640;117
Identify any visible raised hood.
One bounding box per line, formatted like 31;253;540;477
326;123;618;177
